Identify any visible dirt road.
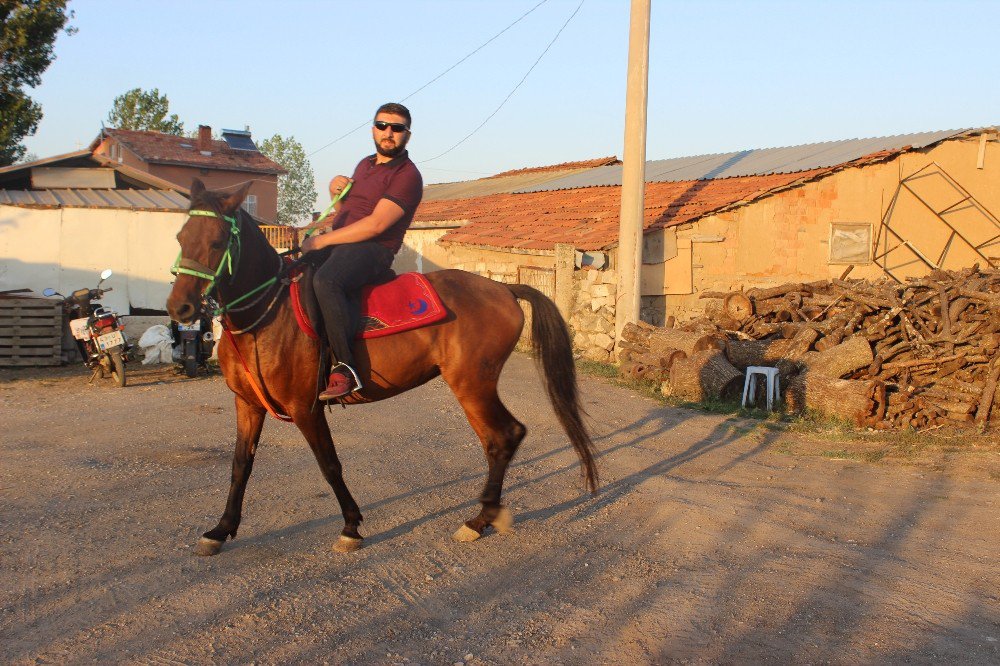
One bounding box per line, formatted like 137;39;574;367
1;356;997;665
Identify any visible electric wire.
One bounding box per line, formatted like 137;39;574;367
307;0;551;158
419;0;585;164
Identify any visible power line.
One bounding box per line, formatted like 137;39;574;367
419;0;585;165
307;0;551;158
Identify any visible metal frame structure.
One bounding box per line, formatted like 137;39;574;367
874;162;1000;282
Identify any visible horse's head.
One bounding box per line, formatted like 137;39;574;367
167;179;252;323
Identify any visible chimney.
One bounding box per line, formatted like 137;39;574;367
198;125;212;153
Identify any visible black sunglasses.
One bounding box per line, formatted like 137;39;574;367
373;120;409;133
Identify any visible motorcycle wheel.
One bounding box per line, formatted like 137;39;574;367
110;350;126;387
184;355;198;378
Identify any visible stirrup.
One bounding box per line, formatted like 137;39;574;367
332;362;363;393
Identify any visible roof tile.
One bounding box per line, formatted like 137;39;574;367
418;169;829;251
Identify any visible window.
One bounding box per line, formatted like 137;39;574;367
829;222;872;264
241;194;258;217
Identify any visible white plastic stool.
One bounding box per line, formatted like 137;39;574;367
742;366;781;411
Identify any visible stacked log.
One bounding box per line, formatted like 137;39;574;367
619;266;1000;429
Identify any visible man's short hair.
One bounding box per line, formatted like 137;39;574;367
375;103;412;128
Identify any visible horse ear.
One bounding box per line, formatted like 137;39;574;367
218;182;252;214
190;178;205;198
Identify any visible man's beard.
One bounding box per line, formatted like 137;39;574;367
375;137;407;158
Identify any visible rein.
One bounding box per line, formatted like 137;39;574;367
171;209;283;320
175;206;297;422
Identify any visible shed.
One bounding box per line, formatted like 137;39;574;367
410;127;1000;361
0;152;190;316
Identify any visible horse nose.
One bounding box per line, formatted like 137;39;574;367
169;299;196;323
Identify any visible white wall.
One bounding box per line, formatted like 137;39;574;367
0;205;186;313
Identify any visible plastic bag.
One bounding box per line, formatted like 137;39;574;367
138;324;174;365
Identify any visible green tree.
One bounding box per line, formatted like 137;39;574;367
106;87;184;134
0;0;75;165
259;134;317;226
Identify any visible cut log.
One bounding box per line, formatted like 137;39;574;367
725;329;816;371
724;292;753;321
785;373;884;425
975;359;1000;426
644;328;717;356
799;336;874;379
668;349;743;402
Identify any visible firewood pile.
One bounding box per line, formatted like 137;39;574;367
618;266;1000;429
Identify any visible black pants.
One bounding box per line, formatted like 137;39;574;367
312;241;394;369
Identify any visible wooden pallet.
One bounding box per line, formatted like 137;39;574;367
0;298;63;366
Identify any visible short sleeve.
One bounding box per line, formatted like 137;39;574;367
382;163;424;214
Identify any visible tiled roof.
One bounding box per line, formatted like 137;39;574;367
417;169;830;251
102;128;286;174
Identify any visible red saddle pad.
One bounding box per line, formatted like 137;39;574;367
356;272;447;339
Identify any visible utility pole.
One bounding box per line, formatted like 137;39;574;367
614;0;651;357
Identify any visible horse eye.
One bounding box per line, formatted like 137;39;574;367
210;241;225;250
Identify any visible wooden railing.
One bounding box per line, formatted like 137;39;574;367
259;225;299;249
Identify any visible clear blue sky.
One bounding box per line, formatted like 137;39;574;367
23;0;1000;207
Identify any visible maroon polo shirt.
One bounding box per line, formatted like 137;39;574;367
329;150;423;254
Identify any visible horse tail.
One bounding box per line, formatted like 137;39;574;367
507;284;599;493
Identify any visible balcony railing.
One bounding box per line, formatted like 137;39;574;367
259;225;299;250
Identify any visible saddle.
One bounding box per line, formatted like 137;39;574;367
289;259;447;343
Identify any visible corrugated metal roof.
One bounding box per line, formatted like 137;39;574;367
422;157;619;202
0;188;188;211
517;129;972;193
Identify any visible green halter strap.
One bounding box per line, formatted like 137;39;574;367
172;209;279;316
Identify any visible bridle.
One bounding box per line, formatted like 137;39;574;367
171;208;284;332
172;207;296;422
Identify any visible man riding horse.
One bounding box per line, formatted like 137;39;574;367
300;102;423;400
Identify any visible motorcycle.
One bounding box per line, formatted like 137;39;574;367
170;314;215;378
43;269;132;387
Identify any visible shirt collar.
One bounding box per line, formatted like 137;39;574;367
368;150;409;167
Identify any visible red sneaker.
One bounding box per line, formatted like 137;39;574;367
319;370;355;400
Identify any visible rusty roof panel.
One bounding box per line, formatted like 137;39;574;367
519;129;971;192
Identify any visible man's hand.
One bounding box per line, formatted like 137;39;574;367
329;175;352;198
300;234;322;254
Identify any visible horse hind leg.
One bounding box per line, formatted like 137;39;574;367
451;390;527;542
196;396;265;556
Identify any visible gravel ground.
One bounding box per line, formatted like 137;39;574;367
1;355;997;665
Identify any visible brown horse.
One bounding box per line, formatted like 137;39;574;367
166;180;597;555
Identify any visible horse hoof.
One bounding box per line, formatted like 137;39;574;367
333;535;363;553
452;524;482;542
491;507;514;534
195;537;224;556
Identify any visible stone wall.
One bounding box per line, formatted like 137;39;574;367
568;266;618;362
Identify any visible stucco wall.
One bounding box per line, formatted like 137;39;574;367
0;205;186;314
650;136;1000;320
394;228;456;274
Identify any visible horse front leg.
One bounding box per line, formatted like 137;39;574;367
295;410;365;553
195;395;265;556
